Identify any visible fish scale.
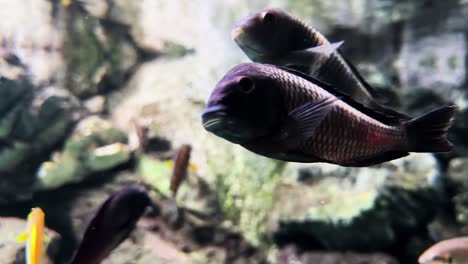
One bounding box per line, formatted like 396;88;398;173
232;8;379;108
203;63;455;166
290;15;326;49
269;65;405;163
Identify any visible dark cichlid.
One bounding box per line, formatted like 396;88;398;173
202;63;455;167
69;185;151;264
232;8;390;111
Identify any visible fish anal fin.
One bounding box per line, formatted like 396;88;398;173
284;97;337;140
341;151;409;167
16;232;29;243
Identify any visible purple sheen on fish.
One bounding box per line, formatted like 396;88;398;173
202;63;455;167
69;185;150;264
231;8;394;112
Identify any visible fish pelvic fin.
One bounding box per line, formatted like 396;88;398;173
404;104;457;153
341;151;409;167
16;231;29;243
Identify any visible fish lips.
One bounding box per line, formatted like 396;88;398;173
202;105;228;130
201;105;253;144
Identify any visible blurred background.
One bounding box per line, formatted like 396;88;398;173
0;0;467;263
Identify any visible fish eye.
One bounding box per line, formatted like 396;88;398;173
262;11;275;24
237;76;255;94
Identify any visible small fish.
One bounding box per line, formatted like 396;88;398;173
16;207;48;264
419;237;468;264
202;63;455;167
231;8;388;110
170;144;192;198
69;185;151;264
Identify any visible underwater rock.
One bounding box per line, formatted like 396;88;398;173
277;246;399;264
447;157;468;191
74;0;140;26
83;95;106;114
0;217;61;264
268;153;441;252
138;154;221;220
0;78;78;173
62;4;143;98
448;157;468;231
101;224;196;264
0;0;64;85
110;0;287;247
0;77;79;201
35;116;131;190
397;32;466;101
108;0;466;259
38;169;264;263
0;0;145;98
283;0;461;35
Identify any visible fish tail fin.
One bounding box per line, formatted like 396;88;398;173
404;105;456;152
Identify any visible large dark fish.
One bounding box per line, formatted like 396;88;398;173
69;185;151;264
201;63;455;167
231;8;387;110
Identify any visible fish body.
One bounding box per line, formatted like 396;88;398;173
202;63;455;166
419;237;468;264
16;208;46;264
69;185;151;264
170;144;192;198
231;8;386;109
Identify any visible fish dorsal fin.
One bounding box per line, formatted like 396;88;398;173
337;51;387;103
306;41;344;57
275;65;411;125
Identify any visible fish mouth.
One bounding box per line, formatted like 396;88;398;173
202;105;227;129
201;105;252;144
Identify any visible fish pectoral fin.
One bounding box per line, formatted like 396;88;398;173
305;41;344;57
16;232;29;243
284;97;338;140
